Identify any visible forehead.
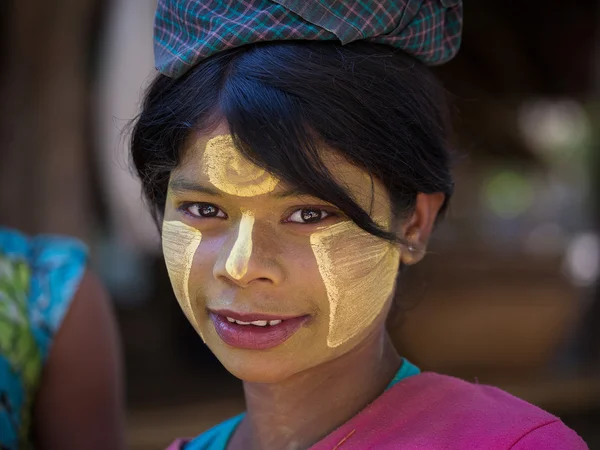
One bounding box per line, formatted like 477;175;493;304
176;126;391;212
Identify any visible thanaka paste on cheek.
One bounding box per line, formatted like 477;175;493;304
310;221;400;348
225;211;255;280
200;135;278;197
162;220;205;341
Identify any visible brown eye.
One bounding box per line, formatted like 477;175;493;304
287;208;330;224
186;203;226;218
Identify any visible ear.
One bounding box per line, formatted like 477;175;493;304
396;193;445;265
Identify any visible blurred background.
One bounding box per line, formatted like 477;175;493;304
1;1;600;448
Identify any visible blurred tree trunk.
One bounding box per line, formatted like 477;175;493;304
0;0;97;240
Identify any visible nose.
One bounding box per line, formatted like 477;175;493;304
213;211;284;287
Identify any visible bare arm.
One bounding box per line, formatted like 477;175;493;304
33;270;126;450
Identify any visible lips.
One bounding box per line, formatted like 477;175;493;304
209;310;309;350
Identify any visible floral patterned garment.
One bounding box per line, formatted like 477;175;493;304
0;227;87;450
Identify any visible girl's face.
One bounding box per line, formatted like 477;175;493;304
162;126;405;383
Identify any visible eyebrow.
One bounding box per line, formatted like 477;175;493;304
273;187;316;199
168;177;222;196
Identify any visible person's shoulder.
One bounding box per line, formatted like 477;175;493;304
167;414;244;450
0;227;88;357
389;372;588;449
406;372;557;420
0;226;87;266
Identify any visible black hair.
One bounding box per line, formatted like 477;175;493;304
131;41;454;244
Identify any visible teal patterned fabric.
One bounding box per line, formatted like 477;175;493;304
0;227;87;449
154;0;463;78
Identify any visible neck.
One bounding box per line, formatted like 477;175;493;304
237;329;401;450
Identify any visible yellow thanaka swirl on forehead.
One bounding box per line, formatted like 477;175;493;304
310;220;400;348
201;135;278;197
162;220;204;341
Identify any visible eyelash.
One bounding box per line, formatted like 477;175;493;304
282;208;335;224
179;203;337;224
180;203;227;219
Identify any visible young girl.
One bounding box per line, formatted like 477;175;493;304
131;1;588;448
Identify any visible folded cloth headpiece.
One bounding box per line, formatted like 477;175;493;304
154;0;463;78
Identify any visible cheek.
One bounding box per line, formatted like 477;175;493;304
162;220;204;339
310;222;400;348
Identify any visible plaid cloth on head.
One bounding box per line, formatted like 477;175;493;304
154;0;463;78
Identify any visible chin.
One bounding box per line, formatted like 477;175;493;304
213;347;301;383
201;321;330;383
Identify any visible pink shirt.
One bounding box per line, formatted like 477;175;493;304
313;372;588;449
167;372;588;449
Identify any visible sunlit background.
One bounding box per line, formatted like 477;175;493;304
1;1;599;448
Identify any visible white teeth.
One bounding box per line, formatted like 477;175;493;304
226;316;284;326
